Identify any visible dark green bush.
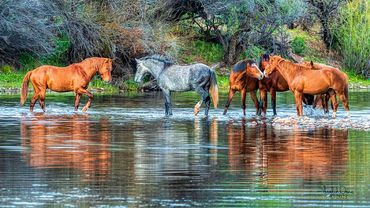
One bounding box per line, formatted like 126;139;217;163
291;36;307;55
243;45;264;61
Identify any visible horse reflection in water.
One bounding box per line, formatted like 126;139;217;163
131;118;219;199
20;114;111;181
227;121;348;184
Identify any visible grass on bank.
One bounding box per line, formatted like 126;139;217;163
0;71;122;92
1;69;369;93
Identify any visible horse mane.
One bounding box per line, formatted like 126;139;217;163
258;53;270;68
140;55;175;68
233;59;256;72
79;57;109;67
273;56;312;71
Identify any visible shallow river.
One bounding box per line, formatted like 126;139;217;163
0;91;369;207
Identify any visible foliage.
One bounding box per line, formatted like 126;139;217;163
306;0;345;48
291;36;307;55
16;34;71;71
334;0;370;76
41;32;71;66
0;65;14;74
180;40;224;64
157;0;308;65
0;71;27;89
89;78;119;93
216;74;230;90
121;79;140;91
0;0;105;65
242;45;264;61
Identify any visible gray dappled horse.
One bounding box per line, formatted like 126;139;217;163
134;55;219;117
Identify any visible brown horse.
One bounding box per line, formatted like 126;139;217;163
223;60;264;115
20;57;113;112
258;54;314;116
264;55;349;117
300;61;340;114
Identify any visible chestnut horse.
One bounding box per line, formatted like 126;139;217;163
264;55;349;117
20;57;113;112
223;60;264;115
300;61;340;114
258;54;314;116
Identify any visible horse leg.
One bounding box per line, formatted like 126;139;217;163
162;89;172;116
294;91;303;116
74;93;81;111
30;94;39;112
250;91;259;116
329;90;338;118
241;89;247;116
260;89;267;116
271;89;277;116
38;89;46;112
223;89;236;115
338;92;350;117
75;88;93;112
322;94;329;114
194;87;210;116
204;90;211;116
312;95;319;109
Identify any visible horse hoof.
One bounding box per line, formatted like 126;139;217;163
194;108;200;116
82;107;89;112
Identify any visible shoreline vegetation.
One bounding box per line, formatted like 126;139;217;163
0;70;369;94
1;24;369;94
1;0;369;96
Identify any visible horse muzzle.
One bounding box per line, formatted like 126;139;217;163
103;77;112;83
258;74;264;80
134;77;141;83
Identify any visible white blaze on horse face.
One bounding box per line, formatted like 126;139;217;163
135;62;148;83
252;63;264;80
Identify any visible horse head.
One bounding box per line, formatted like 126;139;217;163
259;53;270;72
135;55;174;83
134;59;150;83
246;60;264;80
264;55;283;77
98;58;113;82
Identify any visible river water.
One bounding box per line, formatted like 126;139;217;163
0;91;369;207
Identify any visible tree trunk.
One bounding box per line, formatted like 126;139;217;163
223;33;245;65
320;18;332;49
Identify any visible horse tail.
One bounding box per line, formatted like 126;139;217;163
20;71;32;106
209;69;219;108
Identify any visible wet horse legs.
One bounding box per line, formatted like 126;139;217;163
74;93;81;111
223;89;236;115
194;87;210;116
38;89;46;112
30;85;46;112
270;89;277;116
294;91;303;116
259;89;267;116
249;91;260;116
329;90;339;118
162;89;172;116
75;88;93;112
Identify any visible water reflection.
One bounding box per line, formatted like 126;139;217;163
20;114;111;181
0;92;368;207
227;120;349;185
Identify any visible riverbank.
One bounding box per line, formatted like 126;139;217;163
1;71;369;94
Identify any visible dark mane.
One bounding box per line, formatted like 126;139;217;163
140;55;175;68
259;53;270;68
233;59;256;72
